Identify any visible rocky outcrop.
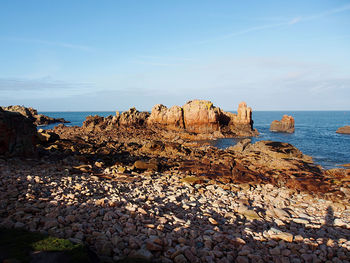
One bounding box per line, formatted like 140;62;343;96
1;105;69;126
82;108;150;132
147;100;258;137
182;100;222;133
147;104;184;131
0;108;37;157
336;125;350;134
270;115;295;133
222;102;258;136
118;107;150;127
82;115;117;132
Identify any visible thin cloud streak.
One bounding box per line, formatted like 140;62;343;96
0;77;93;91
130;60;182;67
139;55;194;61
289;3;350;24
183;3;350;47
2;36;92;51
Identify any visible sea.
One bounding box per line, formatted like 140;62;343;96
39;111;350;169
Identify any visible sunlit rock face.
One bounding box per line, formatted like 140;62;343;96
0;108;37;157
147;104;184;131
221;102;258;136
270;115;295;133
118;107;150;127
182;100;223;133
148;100;258;136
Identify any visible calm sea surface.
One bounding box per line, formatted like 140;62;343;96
40;111;350;169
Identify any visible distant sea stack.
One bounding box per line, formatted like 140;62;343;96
1;105;70;126
270;115;295;133
336;125;350;134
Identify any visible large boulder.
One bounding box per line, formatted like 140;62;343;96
0;109;37;157
182;100;222;133
1;105;69;126
147;104;184;131
270;115;295;133
336;126;350;134
82;115;117;132
118;107;150;126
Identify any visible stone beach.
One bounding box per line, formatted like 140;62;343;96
0;101;349;262
0;158;349;262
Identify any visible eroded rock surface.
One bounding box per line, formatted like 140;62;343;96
1;105;69;126
147;100;258;137
147;104;184;131
270;115;295;133
0;108;37;157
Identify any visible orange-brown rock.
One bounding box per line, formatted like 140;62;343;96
336;125;350;134
118;107;150;126
147;104;184;131
270;115;295;133
82;115;116;132
182;100;222;133
222;102;258;136
147;100;258;137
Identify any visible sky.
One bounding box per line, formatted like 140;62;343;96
0;0;350;111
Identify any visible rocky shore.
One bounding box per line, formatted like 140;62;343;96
1;105;70;126
0;101;349;262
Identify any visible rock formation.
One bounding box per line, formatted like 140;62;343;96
147;100;258;137
1;105;69;126
336;125;350;134
270;115;295;133
117;107;150;126
0;108;37;157
182;100;222;133
222;102;258;136
147;104;184;131
82;108;150;132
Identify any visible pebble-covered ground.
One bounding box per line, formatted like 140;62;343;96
0;159;349;263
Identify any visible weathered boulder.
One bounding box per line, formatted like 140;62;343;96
221;102;258;136
82;115;117;132
0;109;37;157
182;100;222;133
1;105;69;126
118;107;150;126
336;125;350;134
147;104;184;131
37;129;60;143
270;115;295;133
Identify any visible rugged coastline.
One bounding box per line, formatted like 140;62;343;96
0;101;349;262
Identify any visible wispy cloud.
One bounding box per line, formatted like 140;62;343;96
188;3;350;46
289;3;350;25
130;60;181;67
2;36;92;51
139;55;194;61
0;77;92;91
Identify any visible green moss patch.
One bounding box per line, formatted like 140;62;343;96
0;228;92;263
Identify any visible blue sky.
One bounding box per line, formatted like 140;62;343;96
0;0;349;111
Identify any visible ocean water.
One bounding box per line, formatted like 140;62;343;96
40;111;350;169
